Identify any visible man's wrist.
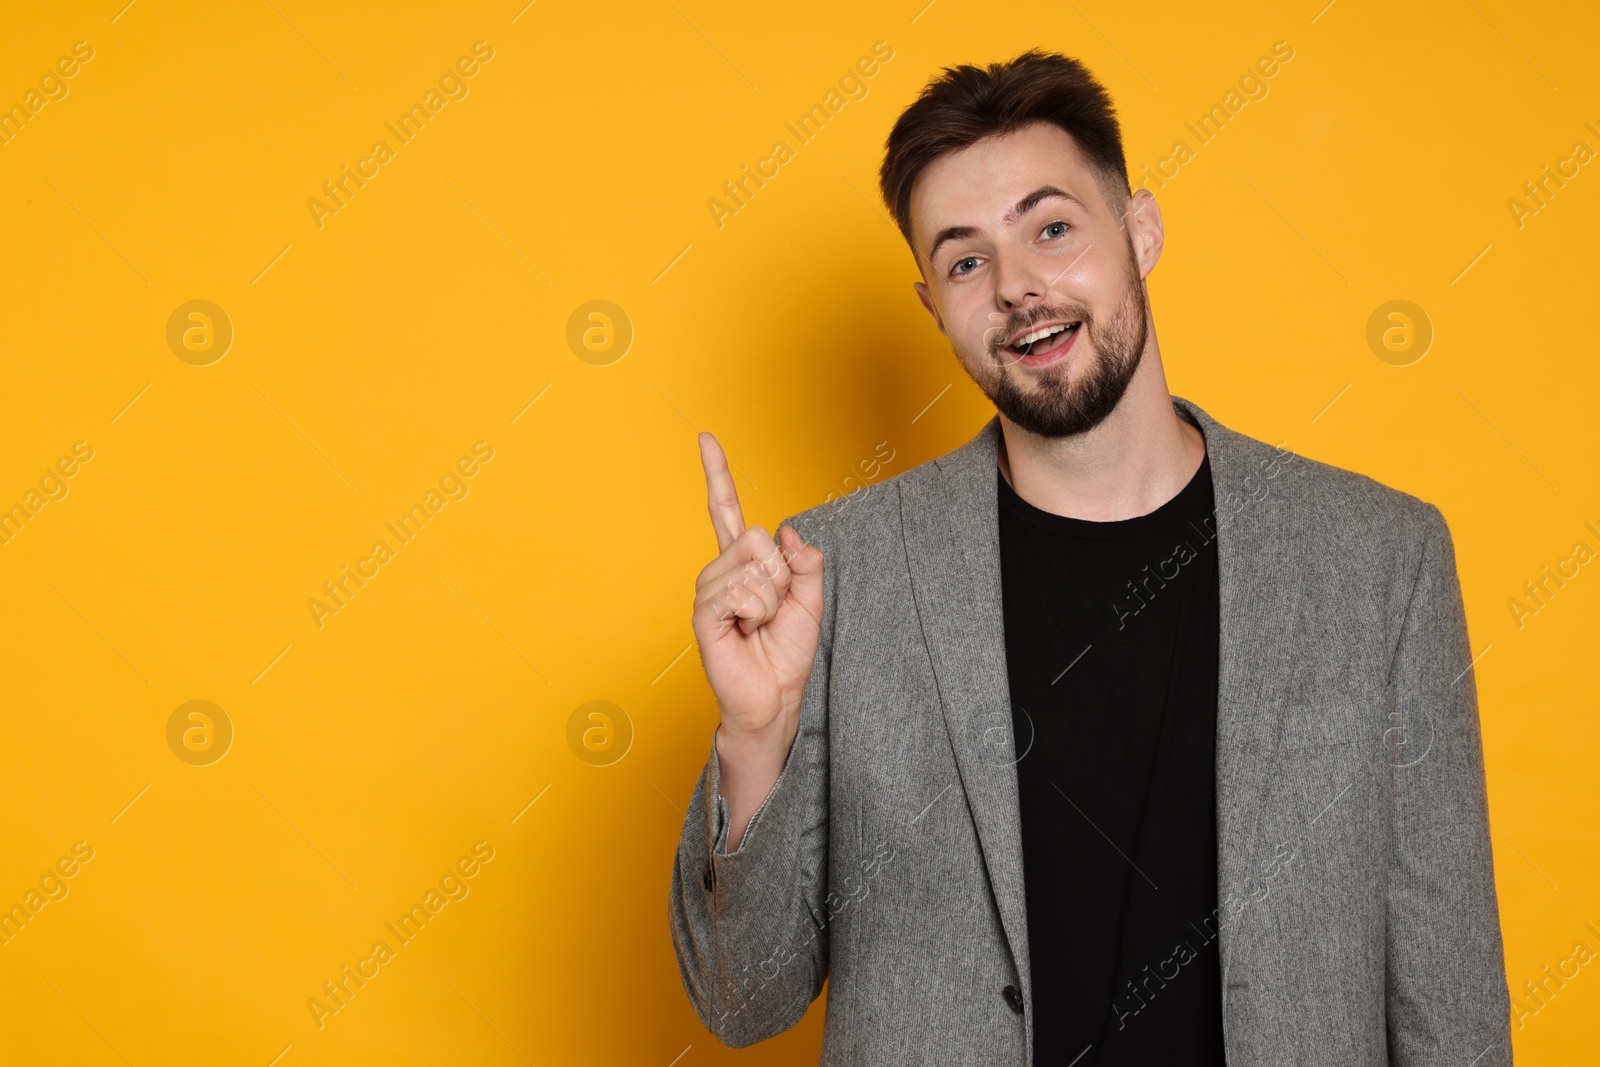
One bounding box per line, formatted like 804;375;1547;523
713;718;796;852
716;716;792;760
714;719;793;788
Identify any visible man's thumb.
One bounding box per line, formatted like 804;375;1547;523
780;524;824;612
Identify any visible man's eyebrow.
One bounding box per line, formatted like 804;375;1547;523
927;225;979;263
1008;184;1084;221
924;185;1087;263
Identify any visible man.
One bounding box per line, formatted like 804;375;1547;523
668;50;1510;1065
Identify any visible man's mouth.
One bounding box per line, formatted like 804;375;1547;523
1005;321;1081;358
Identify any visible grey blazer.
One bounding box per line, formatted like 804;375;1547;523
669;394;1511;1065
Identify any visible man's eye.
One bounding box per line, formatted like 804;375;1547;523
951;256;980;276
1041;221;1069;239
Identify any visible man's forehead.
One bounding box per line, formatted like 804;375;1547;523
910;124;1099;250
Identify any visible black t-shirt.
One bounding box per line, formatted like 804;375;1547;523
997;442;1225;1066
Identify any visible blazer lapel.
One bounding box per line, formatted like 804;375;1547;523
898;417;1033;988
898;395;1285;997
1171;394;1294;985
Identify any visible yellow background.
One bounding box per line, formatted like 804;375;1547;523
2;0;1596;1062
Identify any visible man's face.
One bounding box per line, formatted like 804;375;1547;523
909;121;1162;438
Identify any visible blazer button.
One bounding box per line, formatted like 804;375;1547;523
1002;985;1024;1014
702;864;715;892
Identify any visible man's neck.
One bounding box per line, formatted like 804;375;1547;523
996;350;1206;522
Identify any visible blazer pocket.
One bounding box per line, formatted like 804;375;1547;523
1279;699;1376;748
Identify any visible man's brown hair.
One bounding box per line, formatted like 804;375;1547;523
877;49;1130;260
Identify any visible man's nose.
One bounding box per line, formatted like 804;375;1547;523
991;246;1049;310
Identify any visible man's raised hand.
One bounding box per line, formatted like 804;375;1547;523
691;432;824;785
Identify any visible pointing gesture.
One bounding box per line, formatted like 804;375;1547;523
691;433;824;847
701;432;749;556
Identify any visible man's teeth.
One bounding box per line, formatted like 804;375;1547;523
1015;322;1079;350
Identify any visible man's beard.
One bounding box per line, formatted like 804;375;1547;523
979;267;1149;439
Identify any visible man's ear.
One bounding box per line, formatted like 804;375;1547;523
913;280;947;336
1124;188;1165;280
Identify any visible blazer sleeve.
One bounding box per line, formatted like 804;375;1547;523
667;514;834;1047
1383;503;1513;1065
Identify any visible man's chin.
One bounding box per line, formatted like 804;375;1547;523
998;408;1095;439
989;359;1134;438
